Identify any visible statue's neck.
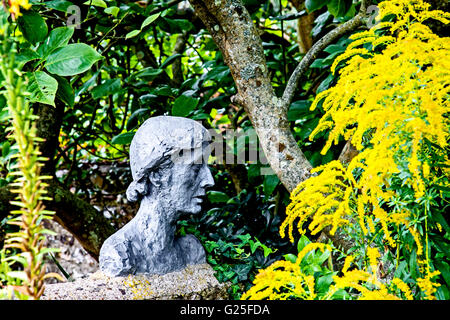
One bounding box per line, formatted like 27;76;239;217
135;196;177;250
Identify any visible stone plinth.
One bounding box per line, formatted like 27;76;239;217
42;264;229;300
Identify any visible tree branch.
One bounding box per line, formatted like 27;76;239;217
0;183;116;260
281;0;370;109
189;0;313;192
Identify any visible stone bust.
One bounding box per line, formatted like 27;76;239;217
99;116;214;276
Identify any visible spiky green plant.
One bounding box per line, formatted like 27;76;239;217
0;15;62;300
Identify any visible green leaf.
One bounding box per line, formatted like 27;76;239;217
2;141;10;159
0;95;5;110
248;240;260;254
409;249;418;279
262;245;274;258
16;48;40;64
324;43;346;54
431;211;450;234
232;264;252;281
316;73;334;93
172;94;199;117
159;53;183;69
27;71;59;106
127;108;149;130
38;27;74;59
139;94;158;105
43;0;74;12
125;30;141;39
316;273;334;293
314;250;330;265
435;261;450;288
305;0;330;13
393;260;407;278
297;235;311;253
111;132;135;145
288;100;312;121
130;67;163;80
207;191;230;203
310;58;326;69
54;75;75;107
104;6;120;17
327;0;352;17
284;253;297;263
141;12;161;30
17;10;48;45
263;175;279;197
158;18;194;34
83;0;107;8
91;79;121;99
44;43;102;76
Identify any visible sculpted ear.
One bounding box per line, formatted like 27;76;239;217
148;170;162;188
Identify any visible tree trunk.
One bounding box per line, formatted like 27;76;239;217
189;0;313;192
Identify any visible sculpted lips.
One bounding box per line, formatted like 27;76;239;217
193;194;206;202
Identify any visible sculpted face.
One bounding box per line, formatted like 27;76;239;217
150;143;214;216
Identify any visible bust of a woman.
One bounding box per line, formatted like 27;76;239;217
99;116;214;276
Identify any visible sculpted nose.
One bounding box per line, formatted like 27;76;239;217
200;165;215;188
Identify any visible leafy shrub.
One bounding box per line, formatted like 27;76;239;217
177;187;296;299
243;0;450;300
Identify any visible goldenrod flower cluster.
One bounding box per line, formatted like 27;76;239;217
241;243;329;300
244;0;449;300
328;251;414;300
5;0;31;17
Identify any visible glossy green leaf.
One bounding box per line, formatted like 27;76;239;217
263;175;279;197
27;71;59;106
111;132;135;145
38;27;74;59
288;100;312;121
43;0;74;12
125;30;140;39
158;18;194;34
297;235;311;253
327;0;352;17
126;108;149;130
130;68;163;80
141;12;161;30
104;6;120;17
83;0;107;8
54;75;75;108
17;10;48;45
305;0;330;13
159;53;183;70
172;94;199;117
91;79;121;99
207;191;230;203
283;253;297;263
15;48;40;64
44;44;102;76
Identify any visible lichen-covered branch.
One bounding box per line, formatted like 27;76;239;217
189;0;312;192
0;184;115;260
281;0;370;109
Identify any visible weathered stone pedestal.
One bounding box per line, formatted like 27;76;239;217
42;264;229;300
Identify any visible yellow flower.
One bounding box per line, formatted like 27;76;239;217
246;0;449;301
8;0;31;17
391;278;414;300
